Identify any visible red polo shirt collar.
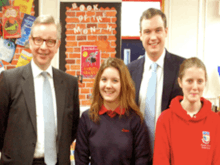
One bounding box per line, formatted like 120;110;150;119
99;105;125;118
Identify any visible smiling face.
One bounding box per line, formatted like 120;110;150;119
140;15;167;61
178;67;206;104
29;23;61;70
99;67;121;108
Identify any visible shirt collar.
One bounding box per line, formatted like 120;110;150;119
31;60;53;78
99;105;125;118
144;48;165;70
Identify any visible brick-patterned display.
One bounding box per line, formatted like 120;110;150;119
0;0;36;70
65;3;119;106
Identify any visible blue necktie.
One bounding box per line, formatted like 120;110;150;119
42;72;57;165
145;63;157;153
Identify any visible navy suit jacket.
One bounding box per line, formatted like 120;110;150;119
0;63;79;165
127;50;185;112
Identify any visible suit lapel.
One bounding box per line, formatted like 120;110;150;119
162;50;176;110
21;63;37;134
53;68;65;142
133;57;145;105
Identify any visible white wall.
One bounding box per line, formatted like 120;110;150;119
39;0;60;68
165;0;220;105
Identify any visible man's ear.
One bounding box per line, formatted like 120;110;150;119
57;40;61;47
165;27;168;37
140;31;143;42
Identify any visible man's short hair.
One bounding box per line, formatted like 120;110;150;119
139;8;167;31
31;15;61;40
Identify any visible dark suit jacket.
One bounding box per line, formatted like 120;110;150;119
127;50;185;112
0;63;79;165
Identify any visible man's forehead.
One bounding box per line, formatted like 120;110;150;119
32;24;57;36
141;17;165;29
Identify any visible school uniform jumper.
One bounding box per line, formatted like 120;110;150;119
75;106;151;165
153;96;220;165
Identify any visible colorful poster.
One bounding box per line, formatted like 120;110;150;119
0;61;5;73
0;22;2;36
14;0;34;14
70;141;76;162
0;0;10;11
0;37;16;63
16;50;32;67
81;46;100;78
2;6;21;39
16;14;36;46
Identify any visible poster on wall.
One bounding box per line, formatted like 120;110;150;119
16;50;32;67
16;14;36;46
14;0;34;14
0;22;2;36
81;46;100;78
2;6;21;39
0;0;10;11
59;2;121;71
0;61;5;73
0;37;16;63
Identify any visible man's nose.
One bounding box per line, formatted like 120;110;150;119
40;41;48;49
150;31;157;40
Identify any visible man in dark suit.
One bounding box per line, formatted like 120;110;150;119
0;15;79;165
127;8;185;159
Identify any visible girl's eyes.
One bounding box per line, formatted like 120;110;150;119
100;78;119;82
187;79;192;83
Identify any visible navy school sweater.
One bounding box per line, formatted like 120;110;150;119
75;109;151;165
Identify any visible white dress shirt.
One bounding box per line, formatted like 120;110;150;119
31;60;57;158
139;49;165;128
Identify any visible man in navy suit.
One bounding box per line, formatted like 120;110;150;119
127;8;185;160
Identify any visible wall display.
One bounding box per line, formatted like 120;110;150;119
60;2;121;72
0;37;16;63
2;6;21;39
81;46;100;78
0;0;38;70
14;0;34;14
16;50;32;67
16;14;36;46
0;21;2;36
0;60;5;73
0;0;10;11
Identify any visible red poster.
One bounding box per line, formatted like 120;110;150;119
81;46;100;78
0;22;2;36
2;6;21;39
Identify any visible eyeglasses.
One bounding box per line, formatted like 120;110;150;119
31;37;57;47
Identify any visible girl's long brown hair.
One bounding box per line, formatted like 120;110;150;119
89;57;143;123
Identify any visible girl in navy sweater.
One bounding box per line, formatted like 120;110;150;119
75;57;151;165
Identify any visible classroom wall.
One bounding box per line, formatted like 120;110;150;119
39;0;220;108
165;0;220;105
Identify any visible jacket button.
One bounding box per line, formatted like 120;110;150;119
32;143;35;147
